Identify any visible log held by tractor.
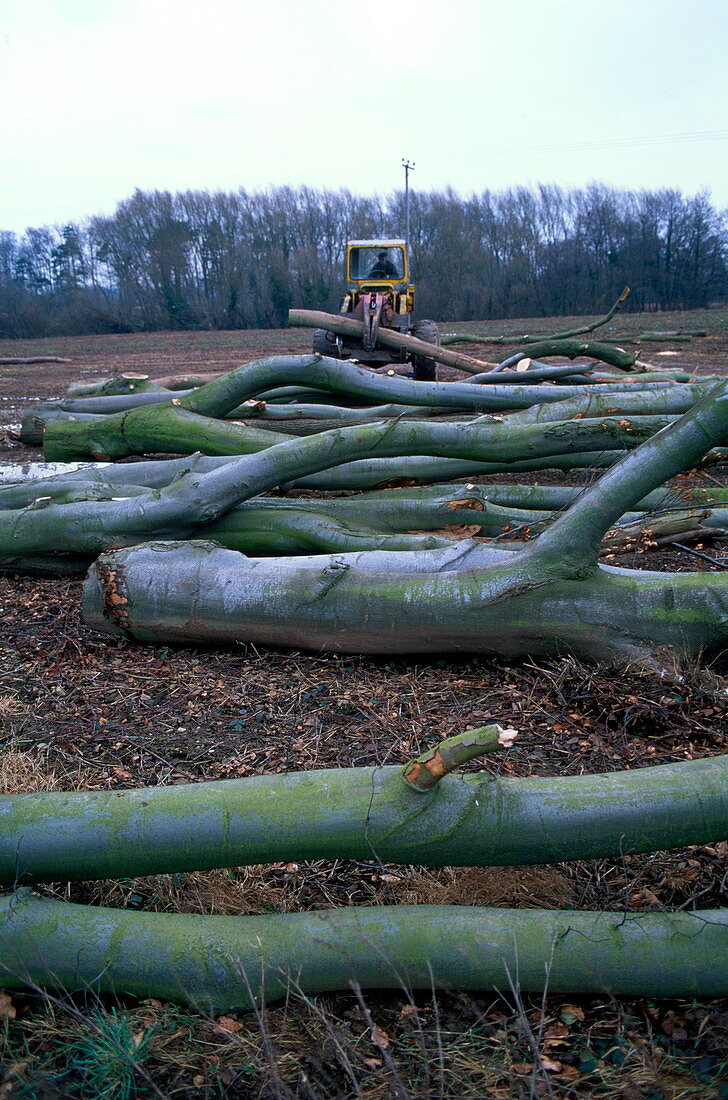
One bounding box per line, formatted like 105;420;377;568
298;238;457;380
292;306;496;376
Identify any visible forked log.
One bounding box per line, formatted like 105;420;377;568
82;383;728;667
39;353;696;462
0;413;665;562
441;287;632;347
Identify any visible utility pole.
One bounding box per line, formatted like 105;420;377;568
402;159;415;253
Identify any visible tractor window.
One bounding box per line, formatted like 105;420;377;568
349;247;404;280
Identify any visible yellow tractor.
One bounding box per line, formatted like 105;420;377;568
312;238;440;380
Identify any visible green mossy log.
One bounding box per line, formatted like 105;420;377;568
81;384;728;665
41;354;687;461
25;378;705;450
441;289;632;349
2;414;664;560
2;493;724;572
503;339;638;369
4;466;727;517
2;756;726;884
82;537;728;665
66;371;225;398
1;892;725;1008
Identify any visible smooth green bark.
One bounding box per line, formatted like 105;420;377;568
41;353;684;461
82;539;728;664
441;288;632;348
1;415;662;559
81;384;728;664
3;756;725;884
1;892;725;1008
503;339;638;368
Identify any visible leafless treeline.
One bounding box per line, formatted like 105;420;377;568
0;183;725;338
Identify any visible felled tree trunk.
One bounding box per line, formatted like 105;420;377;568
441;288;632;348
41;354;690;462
1;413;665;564
289;306;639;373
23;374;705;450
83;384;728;667
1;891;725;1008
500;339;638;369
289;308;498;373
3;479;725;571
3;755;726;884
66;371;226;398
0;355;71;364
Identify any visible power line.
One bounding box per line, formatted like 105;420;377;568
426;129;728;164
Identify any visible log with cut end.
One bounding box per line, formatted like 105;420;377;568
3;754;725;883
0;355;71;364
289;308;498;374
81;383;728;667
39;352;694;462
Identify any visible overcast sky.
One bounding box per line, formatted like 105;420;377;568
1;0;726;234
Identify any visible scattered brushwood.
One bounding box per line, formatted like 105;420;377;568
441;287;631;348
82;383;728;669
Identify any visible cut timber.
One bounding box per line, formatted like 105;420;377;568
82;383;728;667
2;755;724;883
502;339;638;369
1;892;725;1008
2;414;667;560
0;355;71;364
440;288;632;347
289;308;497;374
40;352;684;461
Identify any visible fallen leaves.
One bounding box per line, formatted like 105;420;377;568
0;992;16;1020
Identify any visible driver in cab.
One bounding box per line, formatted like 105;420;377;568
368;250;400;278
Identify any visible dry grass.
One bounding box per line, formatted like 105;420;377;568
0;746;98;796
0;696;30;732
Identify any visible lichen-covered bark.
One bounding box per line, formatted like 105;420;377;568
1;414;662;559
1;892;725;1008
3;753;725;884
81;383;728;666
82;539;728;665
41;352;686;461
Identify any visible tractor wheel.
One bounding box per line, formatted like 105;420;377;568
312;329;343;358
411;319;440;381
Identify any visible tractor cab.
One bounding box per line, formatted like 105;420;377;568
346;239;410;292
342;238;414;326
312;236;438;379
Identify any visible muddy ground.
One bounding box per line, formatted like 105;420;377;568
0;313;727;1098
